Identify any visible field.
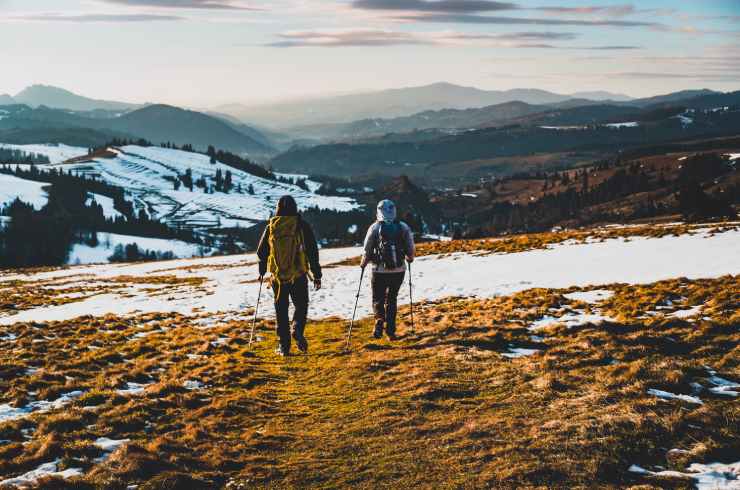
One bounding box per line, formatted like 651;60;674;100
0;224;738;488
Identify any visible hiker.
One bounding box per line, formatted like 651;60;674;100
360;199;415;340
257;195;322;356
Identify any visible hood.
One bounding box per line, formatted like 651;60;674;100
376;199;397;223
276;195;298;216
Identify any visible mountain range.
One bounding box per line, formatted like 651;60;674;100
268;90;740;183
214;82;636;128
0;103;274;158
0;83;734;163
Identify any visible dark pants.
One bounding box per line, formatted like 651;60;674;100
372;271;405;334
272;274;309;351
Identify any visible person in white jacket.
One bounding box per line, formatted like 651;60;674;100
360;200;415;340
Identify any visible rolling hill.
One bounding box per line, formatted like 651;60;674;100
273;89;735;143
0;104;275;158
13;85;140;112
269;102;740;184
51;145;357;230
289;101;551;141
104;105;274;157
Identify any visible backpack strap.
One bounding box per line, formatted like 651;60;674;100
296;216;313;281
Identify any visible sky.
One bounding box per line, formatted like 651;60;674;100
1;0;738;107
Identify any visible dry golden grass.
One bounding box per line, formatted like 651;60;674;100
0;279;114;314
0;275;737;488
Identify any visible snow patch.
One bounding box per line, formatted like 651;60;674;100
502;347;539;358
674;114;694;126
67;232;203;265
706;371;740;397
605;122;639;128
0;391;85;423
116;382;153;396
86;193;124;220
0;173;49;210
629;460;740;489
529;311;614;331
0;143;87;164
563;289;614;304
95;437;129;452
0;460;83;488
183;380;204;390
647;388;703;405
669;305;703;319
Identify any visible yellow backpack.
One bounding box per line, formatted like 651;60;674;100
267;216;309;292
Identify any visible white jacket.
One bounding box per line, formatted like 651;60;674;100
361;221;415;273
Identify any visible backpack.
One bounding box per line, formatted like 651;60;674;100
267;216;309;288
373;221;406;269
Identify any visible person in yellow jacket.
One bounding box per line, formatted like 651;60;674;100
257;196;322;356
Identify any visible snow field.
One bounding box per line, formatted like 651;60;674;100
1;227;738;327
0;143;87;164
0;173;49;210
57;145;359;230
67;232;204;265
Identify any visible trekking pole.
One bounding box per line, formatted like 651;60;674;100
345;267;365;351
248;276;264;347
408;262;415;333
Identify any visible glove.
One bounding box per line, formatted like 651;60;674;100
406;256;414;263
314;279;322;290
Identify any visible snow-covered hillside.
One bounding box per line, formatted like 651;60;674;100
0;143;87;164
0;173;49;209
56;146;358;230
1;226;737;326
67;232;205;265
85;193;123;220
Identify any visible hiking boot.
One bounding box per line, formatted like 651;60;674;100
386;330;397;341
275;346;290;357
372;320;384;339
294;335;309;354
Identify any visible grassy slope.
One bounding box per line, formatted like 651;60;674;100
0;273;737;488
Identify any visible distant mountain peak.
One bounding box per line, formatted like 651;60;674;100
18;84;76;95
14;84;140;112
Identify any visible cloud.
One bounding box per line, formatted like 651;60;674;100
442;31;578;41
6;13;183;22
535;4;636;17
351;0;518;14
581;45;640;50
611;71;740;82
266;29;427;47
395;13;659;27
98;0;258;10
265;28;641;50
